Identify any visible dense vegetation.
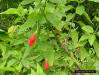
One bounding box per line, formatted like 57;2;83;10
0;0;99;75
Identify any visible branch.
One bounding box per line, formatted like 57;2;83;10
41;9;83;73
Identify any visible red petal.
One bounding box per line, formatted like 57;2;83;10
44;61;49;70
29;34;36;46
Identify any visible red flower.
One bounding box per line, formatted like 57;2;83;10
44;61;49;70
29;34;36;46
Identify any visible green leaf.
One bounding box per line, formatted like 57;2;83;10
79;34;89;42
0;29;5;32
76;5;85;15
78;41;87;47
0;67;16;72
18;13;37;33
88;0;99;2
83;11;93;24
16;63;23;72
69;0;78;2
45;3;55;13
56;71;68;75
22;58;32;68
0;44;6;57
0;5;27;16
29;6;34;14
62;72;68;75
93;39;99;57
70;30;78;47
7;59;17;67
17;4;28;16
44;49;54;66
39;42;54;66
88;34;96;46
94;61;99;70
49;0;65;4
65;5;73;12
95;16;99;21
37;64;45;75
46;12;61;31
97;31;99;36
21;0;34;5
66;13;75;22
34;0;42;7
0;8;18;14
82;26;94;33
77;21;86;27
68;44;75;50
79;48;88;60
0;33;10;41
13;38;26;45
22;46;32;60
31;69;37;75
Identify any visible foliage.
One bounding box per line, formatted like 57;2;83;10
0;0;99;75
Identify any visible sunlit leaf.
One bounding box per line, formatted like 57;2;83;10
82;26;94;33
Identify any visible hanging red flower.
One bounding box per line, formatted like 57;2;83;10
29;34;36;46
44;61;49;70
